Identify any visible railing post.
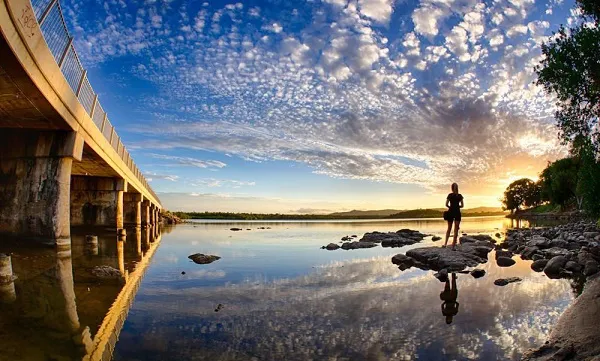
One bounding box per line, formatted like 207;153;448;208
90;95;98;119
58;37;73;69
100;114;107;133
109;127;115;146
76;70;87;97
38;0;58;26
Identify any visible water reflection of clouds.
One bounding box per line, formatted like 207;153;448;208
119;256;572;361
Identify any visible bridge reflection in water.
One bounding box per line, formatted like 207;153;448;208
0;225;164;361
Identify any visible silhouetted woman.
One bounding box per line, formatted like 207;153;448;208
440;273;459;324
444;183;464;249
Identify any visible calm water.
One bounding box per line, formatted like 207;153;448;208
0;218;575;361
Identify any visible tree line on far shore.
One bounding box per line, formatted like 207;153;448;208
502;0;599;218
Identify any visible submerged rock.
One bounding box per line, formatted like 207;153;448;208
188;254;221;264
494;277;522;286
91;266;122;279
230;228;243;231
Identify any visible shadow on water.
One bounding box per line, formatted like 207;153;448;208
0;225;162;361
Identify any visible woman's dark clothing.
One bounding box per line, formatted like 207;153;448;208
446;193;463;222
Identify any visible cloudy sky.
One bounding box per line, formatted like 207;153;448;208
62;0;575;213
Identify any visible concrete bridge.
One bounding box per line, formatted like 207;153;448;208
0;0;162;244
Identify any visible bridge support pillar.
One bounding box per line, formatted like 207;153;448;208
0;130;83;244
70;176;127;229
141;200;151;228
123;193;142;227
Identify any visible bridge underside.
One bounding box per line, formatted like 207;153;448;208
0;19;160;244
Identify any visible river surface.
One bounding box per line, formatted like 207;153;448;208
0;217;576;361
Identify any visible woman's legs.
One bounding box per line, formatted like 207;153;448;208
451;220;461;248
444;221;452;247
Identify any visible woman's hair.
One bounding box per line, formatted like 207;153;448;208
451;183;459;194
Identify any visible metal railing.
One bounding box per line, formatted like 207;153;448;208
30;0;159;204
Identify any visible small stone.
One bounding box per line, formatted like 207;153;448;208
496;257;516;267
230;228;242;231
432;236;442;242
181;271;186;275
323;243;340;250
494;277;522;286
470;269;486;278
495;233;501;238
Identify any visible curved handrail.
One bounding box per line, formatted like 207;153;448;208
29;0;160;204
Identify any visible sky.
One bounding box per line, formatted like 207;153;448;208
61;0;577;213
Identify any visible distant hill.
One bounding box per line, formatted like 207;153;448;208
329;207;504;218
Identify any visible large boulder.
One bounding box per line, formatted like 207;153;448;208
543;247;570;259
583;261;599;277
521;246;540;260
405;245;491;272
188;254;221;264
544;256;567;279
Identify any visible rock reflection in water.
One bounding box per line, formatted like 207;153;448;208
114;254;572;361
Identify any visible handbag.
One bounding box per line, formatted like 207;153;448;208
443;210;450;221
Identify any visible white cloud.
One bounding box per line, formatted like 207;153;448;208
412;5;448;37
358;0;394;24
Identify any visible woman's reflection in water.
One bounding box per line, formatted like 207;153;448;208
440;273;459;324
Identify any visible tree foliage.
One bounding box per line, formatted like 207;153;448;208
538;157;580;209
502;178;542;213
535;0;600;153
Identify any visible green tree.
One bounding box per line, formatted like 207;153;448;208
535;0;600;153
576;141;600;216
538;157;580;209
502;178;541;213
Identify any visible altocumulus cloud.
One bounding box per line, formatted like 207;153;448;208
62;0;572;195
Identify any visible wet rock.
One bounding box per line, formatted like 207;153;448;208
405;245;491;272
496;257;516;267
322;243;340;250
230;228;243;231
341;236;352;241
434;269;449;282
470;234;495;243
531;259;548;272
532;254;545;261
470;269;486;278
494;277;522;286
391;254;414;270
495;233;502;238
543;247;570;259
526;235;551;249
565;261;582;273
351;235;357;238
521;246;540;260
188;254;221;264
341;241;378;250
583;261;599;277
459;236;478;244
544;256;567;279
91;266;121;279
432;236;442;242
362;229;428;247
